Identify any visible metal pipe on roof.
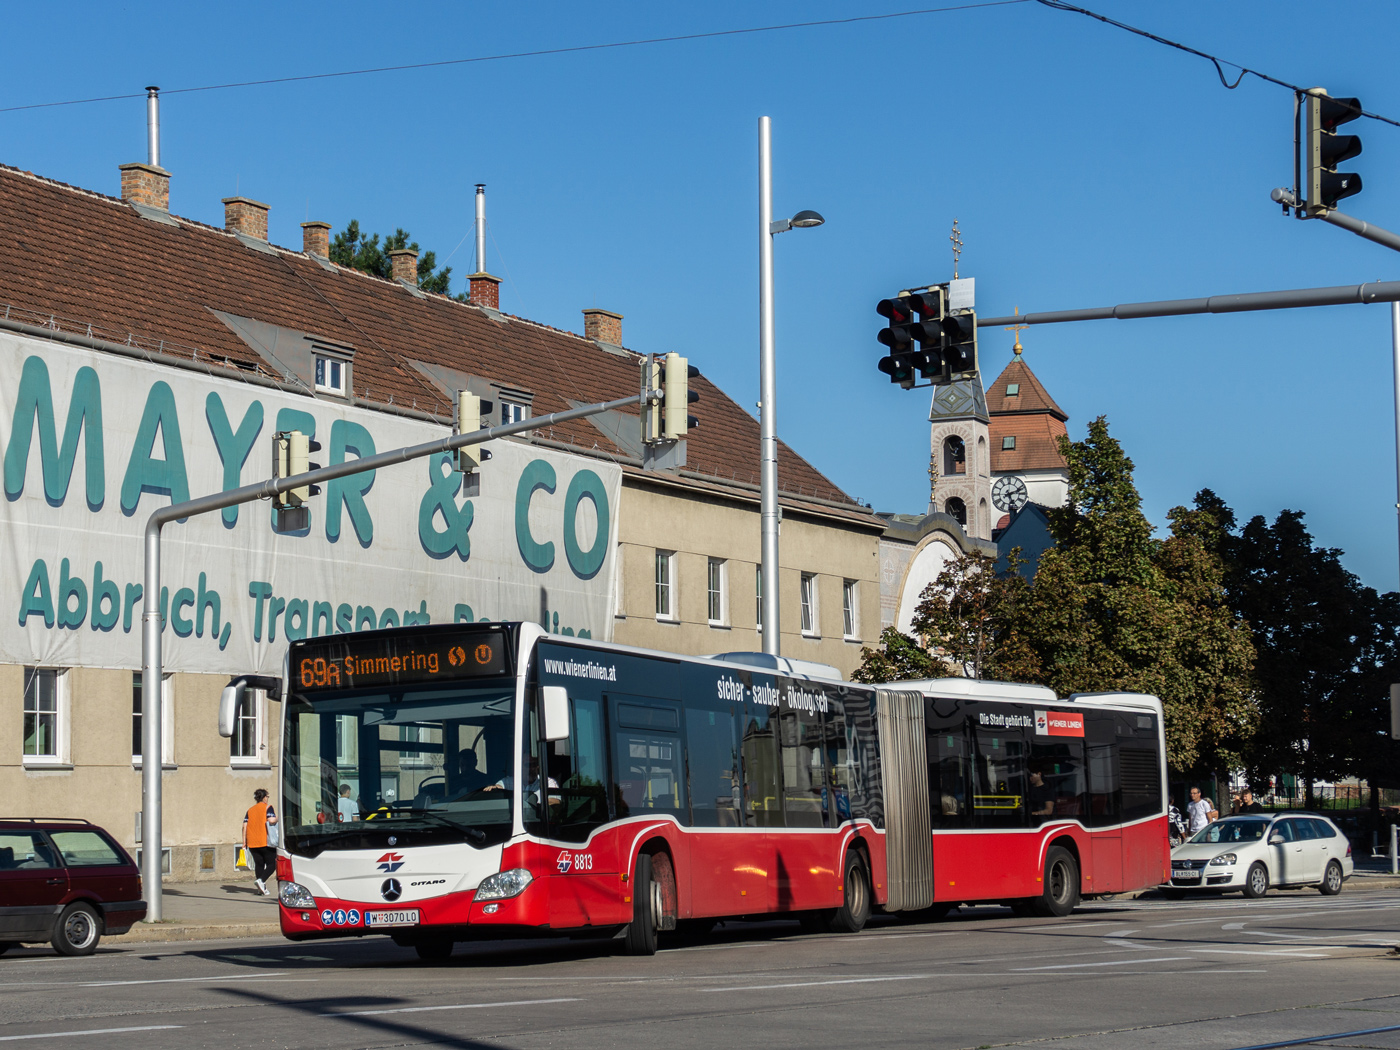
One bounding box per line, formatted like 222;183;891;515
475;184;486;274
146;87;160;168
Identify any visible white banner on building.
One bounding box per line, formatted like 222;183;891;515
0;332;621;676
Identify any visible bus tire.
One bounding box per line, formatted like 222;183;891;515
1030;846;1080;918
827;851;871;933
414;940;453;962
623;853;660;956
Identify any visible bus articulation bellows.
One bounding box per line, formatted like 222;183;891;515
256;622;1168;957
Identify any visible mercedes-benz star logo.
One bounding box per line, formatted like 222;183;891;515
387;836;397;846
381;878;402;902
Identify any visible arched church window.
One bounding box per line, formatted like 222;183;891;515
943;436;966;476
945;497;967;526
977;436;987;476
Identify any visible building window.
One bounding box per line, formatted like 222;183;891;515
800;573;818;636
314;355;347;396
943;435;966;476
755;565;764;632
655;550;676;620
945;497;967;526
1002;436;1017;450
230;685;266;766
22;668;66;764
132;672;175;766
1005;383;1020;396
501;400;529;426
707;558;727;626
842;580;858;639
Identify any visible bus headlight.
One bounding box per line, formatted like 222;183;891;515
279;881;316;908
1209;853;1237;867
475;868;533;901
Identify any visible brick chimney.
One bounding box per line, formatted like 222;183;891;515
583;308;623;346
388;248;419;286
223;197;269;240
301;221;331;258
119;163;170;211
469;272;500;310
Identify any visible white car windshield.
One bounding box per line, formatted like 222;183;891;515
1189;819;1269;844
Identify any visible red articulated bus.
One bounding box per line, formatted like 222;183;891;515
241;622;1167;959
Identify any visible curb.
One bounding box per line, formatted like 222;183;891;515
114;922;282;944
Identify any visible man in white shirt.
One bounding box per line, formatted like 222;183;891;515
336;784;358;823
1186;786;1215;834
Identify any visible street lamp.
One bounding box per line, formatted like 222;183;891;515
758;115;824;657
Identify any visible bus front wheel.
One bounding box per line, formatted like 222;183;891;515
623;853;661;956
1030;846;1080;918
828;851;872;933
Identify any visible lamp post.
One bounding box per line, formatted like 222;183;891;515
758;115;824;657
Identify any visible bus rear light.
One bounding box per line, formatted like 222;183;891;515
476;868;532;901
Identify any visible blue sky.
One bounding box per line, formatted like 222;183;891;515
5;1;1400;588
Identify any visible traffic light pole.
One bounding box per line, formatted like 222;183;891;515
139;389;658;920
1318;209;1400;255
758;116;780;657
1392;302;1400;583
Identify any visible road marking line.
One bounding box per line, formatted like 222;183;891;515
1223;922;1246;930
322;997;581;1018
0;973;293;991
0;1026;183;1042
1014;957;1190;970
1187;948;1328;958
700;975;933;992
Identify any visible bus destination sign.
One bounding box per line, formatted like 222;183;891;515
294;629;509;690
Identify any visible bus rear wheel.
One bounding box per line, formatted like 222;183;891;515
623;853;662;956
827;851;871;933
1030;846;1080;918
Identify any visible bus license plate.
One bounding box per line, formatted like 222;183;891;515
366;909;420;927
1172;869;1199;881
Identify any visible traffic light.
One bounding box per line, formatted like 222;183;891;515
906;288;946;378
272;430;321;532
941;310;978;376
877;294;919;388
454;390;493;473
1305;89;1363;216
640;354;700;445
661;352;700;439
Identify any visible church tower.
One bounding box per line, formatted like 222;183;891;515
928;377;995;540
985;323;1070;530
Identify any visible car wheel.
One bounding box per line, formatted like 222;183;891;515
1242;862;1270;899
827;851;872;933
1319;860;1344;896
53;902;101;956
413;940;453;962
1031;846;1080;917
623;853;659;956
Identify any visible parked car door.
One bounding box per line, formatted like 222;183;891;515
48;829;137;904
1272;818;1316;884
0;831;67;941
1305;818;1342;878
1289;818;1327;882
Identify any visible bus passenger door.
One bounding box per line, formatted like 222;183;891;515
1084;713;1122;893
738;698;781;911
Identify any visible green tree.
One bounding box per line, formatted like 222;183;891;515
330;220;458;297
907;548;1040;681
852;627;942;684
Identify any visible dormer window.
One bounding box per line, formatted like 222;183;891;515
314;354;348;396
500;400;529;425
1002;436;1017;450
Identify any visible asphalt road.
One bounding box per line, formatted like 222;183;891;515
3;888;1400;1050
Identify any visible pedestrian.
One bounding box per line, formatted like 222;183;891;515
1168;797;1188;845
337;784;358;823
1186;786;1216;834
1235;789;1264;814
242;788;278;896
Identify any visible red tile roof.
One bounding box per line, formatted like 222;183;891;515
985;357;1068;421
0;164;875;527
985;356;1069;473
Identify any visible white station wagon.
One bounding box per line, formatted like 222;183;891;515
1164;813;1353;898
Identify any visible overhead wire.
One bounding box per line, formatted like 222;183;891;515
0;1;1030;115
1036;0;1400;128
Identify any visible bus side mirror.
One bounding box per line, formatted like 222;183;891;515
218;682;245;738
541;686;569;742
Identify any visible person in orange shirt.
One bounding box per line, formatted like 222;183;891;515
242;788;279;896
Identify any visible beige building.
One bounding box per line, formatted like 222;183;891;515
0;157;881;879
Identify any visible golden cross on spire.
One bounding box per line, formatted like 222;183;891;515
949;219;963;279
1004;306;1028;357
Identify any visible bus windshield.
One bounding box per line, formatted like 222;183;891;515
282;682;518;854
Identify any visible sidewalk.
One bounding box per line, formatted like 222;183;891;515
114;878;284;944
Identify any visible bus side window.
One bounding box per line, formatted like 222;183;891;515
548;697;611;843
840;690;884;829
686;704;741;828
822;698;852;827
780;708;826;828
929;729;970;829
1028;738;1086;825
1085;712;1120;827
611;701;686;820
741;699;783;828
972;730;1027;829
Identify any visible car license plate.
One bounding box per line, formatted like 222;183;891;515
366;909;420;927
1172;869;1200;881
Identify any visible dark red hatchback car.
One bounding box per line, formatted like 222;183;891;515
0;818;146;956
